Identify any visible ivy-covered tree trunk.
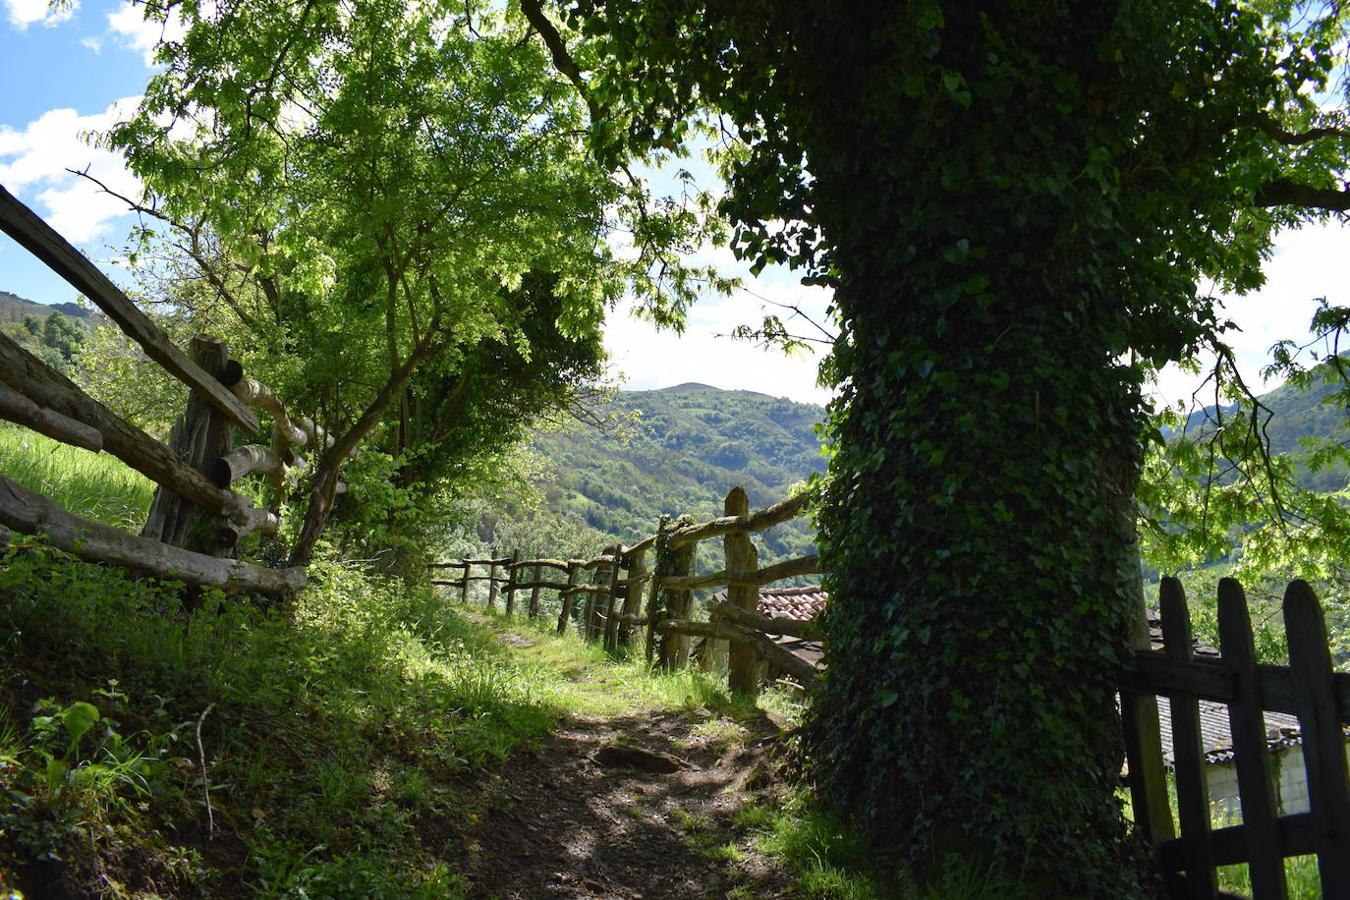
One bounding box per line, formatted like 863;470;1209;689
796;4;1151;892
562;0;1320;889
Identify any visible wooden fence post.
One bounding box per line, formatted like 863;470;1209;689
487;556;500;610
529;563;543;618
587;548;615;642
1121;582;1175;854
603;545;625;652
1160;577;1218;900
460;560;471;604
724;487;760;696
1216;578;1287;899
141;336;234;556
557;560;581;635
1284;579;1350;894
504;549;520;616
618;547;647;648
659;528;696;670
646;516;672;663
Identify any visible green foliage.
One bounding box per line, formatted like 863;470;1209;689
72;320;186;440
1139;351;1350;585
98;0;731;562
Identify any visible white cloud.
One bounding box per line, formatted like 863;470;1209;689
4;0;77;30
80;34;99;53
605;285;835;407
0;97;142;243
108;1;184;65
1150;221;1350;410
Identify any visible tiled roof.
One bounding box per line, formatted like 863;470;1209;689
1144;608;1220;658
711;586;827;670
712;585;828;621
756;586;828;621
1154;696;1302;766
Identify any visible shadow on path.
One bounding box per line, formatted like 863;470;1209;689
460;710;796;899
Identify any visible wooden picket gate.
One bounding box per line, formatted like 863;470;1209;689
1121;576;1350;898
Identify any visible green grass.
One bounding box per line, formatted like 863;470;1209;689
733;792;884;899
486;609;743;717
1217;856;1323;899
0;425;153;529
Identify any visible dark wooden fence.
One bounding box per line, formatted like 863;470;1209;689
431;485;822;695
0;185;317;597
1121;575;1350;898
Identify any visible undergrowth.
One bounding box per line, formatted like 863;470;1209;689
1;529;1040;899
0;537;823;897
0;538;564;897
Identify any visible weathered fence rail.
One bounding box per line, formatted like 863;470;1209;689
431;485;822;695
0;184;316;597
1123;576;1350;898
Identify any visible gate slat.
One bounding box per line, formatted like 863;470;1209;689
1217;578;1287;899
1283;580;1350;894
1161;577;1219;899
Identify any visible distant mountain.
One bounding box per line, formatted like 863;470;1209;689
0;289;97;326
1172;365;1350;491
0;289;101;374
529;384;826;563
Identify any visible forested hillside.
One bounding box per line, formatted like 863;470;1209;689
0;291;97;375
1175;366;1350;492
527;383;826;561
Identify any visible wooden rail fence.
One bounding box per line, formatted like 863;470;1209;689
430;486;822;696
0;184;325;597
1122;576;1350;898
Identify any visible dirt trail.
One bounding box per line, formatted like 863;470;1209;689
460;702;799;899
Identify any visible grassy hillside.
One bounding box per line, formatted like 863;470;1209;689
529;383;826;562
0;426;154;531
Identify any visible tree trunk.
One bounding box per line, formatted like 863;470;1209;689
796;4;1148;892
288;338;435;568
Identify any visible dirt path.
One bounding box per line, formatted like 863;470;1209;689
460;706;799;899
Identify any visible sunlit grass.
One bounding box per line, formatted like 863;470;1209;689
0;424;153;529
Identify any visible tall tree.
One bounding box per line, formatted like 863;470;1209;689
529;0;1350;890
102;0;726;563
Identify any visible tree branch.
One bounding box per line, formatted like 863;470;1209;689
1254;178;1350;212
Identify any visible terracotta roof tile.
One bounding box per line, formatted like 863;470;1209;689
712;585;828;622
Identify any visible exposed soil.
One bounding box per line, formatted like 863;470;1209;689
460;700;799;899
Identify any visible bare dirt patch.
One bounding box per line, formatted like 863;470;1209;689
459;710;797;899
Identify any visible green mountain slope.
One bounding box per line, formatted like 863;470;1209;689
529;383;827;562
1178;365;1350;491
0;289;100;374
0;289;97;326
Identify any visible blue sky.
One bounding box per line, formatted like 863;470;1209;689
1;0;162;301
1;1;1342;409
